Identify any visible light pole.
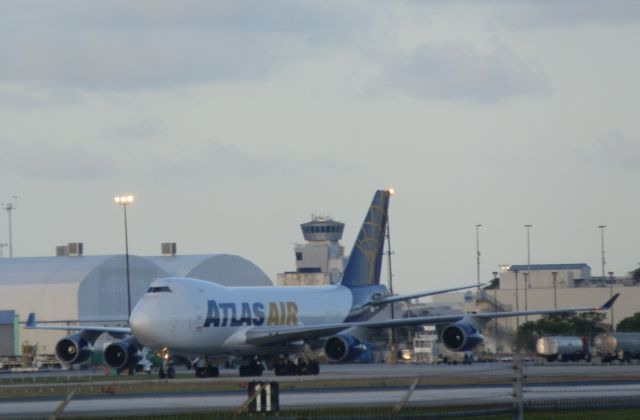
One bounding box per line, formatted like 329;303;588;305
551;271;558;309
492;271;499;345
608;271;615;330
522;272;529;324
524;224;532;323
514;269;520;328
2;196;17;258
385;188;396;364
598;226;606;283
476;224;482;290
115;195;134;319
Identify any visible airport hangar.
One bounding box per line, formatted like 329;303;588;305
0;245;272;356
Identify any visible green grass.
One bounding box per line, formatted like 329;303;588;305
93;407;640;420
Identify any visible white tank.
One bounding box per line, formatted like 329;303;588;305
594;334;618;355
536;336;583;357
595;333;640;355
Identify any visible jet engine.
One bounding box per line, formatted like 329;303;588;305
324;334;366;362
55;334;94;364
441;322;484;352
104;338;142;370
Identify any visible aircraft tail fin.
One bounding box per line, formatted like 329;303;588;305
26;313;36;328
340;190;392;288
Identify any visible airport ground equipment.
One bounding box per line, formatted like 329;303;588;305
595;332;640;362
536;336;591;362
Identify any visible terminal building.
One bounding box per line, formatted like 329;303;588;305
0;242;272;356
433;263;640;337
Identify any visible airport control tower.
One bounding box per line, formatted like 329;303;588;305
276;216;347;286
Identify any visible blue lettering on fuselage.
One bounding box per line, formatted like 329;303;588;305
203;300;297;327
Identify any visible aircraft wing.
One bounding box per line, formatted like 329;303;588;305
358;293;620;329
245;324;351;346
25;313;132;335
244;293;619;346
370;283;482;306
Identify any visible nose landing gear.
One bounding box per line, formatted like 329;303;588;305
156;348;176;379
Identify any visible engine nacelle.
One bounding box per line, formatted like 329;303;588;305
441;323;484;352
324;334;366;362
104;338;141;370
55;334;93;364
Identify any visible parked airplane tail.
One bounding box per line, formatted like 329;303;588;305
340;189;392;288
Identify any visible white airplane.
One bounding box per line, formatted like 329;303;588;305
27;190;619;378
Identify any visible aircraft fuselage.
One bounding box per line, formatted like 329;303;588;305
130;277;354;355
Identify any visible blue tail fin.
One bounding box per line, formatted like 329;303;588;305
340;190;391;288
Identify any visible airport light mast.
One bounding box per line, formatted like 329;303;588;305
385;188;396;364
115;194;134;319
608;271;615;330
2;196;17;258
524;224;532;323
476;224;482;290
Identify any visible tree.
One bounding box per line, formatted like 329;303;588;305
632;267;640;285
484;277;500;290
617;312;640;332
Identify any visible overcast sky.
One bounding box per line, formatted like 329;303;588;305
1;1;639;294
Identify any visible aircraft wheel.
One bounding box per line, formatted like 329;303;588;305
310;361;320;375
206;366;219;377
195;367;205;378
167;366;176;379
159;368;167;379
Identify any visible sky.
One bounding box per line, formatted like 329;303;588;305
0;1;639;294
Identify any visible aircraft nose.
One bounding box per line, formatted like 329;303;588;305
129;306;152;339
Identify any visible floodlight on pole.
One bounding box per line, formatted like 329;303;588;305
598;226;606;281
524;224;532;323
115;194;135;319
608;271;615;330
384;187;396;363
2;196;18;258
476;225;482;290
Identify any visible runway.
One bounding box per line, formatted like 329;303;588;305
2;362;640;418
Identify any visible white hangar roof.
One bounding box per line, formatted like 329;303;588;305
0;254;272;323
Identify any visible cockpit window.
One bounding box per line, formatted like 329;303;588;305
147;286;172;293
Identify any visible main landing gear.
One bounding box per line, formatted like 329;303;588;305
194;356;220;378
239;356;264;377
273;354;320;376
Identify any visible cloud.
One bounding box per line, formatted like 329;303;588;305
0;137;118;179
0;84;81;109
0;1;358;90
599;134;640;171
375;41;551;102
108;120;166;140
149;141;355;181
495;1;640;30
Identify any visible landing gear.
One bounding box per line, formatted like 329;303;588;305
158;365;176;379
272;354;320;376
296;357;320;375
273;356;296;376
239;356;264;377
195;365;219;378
193;356;219;378
157;348;175;379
